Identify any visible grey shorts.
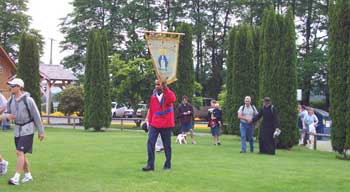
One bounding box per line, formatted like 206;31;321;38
15;134;34;154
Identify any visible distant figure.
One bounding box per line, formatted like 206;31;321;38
155;135;164;152
298;104;307;145
237;96;258;153
0;93;9;175
0;93;10;131
252;97;280;155
208;100;222;145
0;154;9;175
302;107;319;147
177;95;196;144
142;80;176;171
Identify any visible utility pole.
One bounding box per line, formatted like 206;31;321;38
49;38;56;64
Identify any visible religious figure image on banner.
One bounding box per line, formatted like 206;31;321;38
145;33;181;84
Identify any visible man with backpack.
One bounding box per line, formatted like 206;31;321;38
3;78;45;185
237;96;257;153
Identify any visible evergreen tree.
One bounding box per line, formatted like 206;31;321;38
230;24;257;135
84;29;111;131
275;9;299;148
328;0;350;158
17;33;41;112
0;0;30;59
172;23;194;134
259;8;279;101
224;27;236;134
100;30;112;127
259;8;298;149
174;23;195;104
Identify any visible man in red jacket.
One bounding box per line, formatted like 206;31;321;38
142;79;176;171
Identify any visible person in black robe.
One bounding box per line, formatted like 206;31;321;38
252;97;280;155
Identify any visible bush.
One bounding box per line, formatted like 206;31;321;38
58;86;84;116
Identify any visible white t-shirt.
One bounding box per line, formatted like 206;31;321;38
238;105;257;123
156;93;163;103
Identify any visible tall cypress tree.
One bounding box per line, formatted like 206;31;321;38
275;9;299;148
174;23;194;103
100;30;112;127
17;33;41;112
173;23;194;134
224;27;236;134
328;0;350;157
230;24;258;135
84;29;111;131
259;8;279;101
259;8;298;149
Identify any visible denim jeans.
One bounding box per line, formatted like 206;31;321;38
147;126;172;169
240;122;254;152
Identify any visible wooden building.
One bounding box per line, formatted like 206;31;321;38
0;45;16;98
1;45;77;117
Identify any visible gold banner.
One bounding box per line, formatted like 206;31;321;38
145;32;182;84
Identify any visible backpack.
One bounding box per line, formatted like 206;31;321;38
8;95;33;122
241;105;258;116
241;104;275;117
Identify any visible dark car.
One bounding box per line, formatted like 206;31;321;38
313;108;332;140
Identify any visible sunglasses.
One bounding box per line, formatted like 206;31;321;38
9;84;18;88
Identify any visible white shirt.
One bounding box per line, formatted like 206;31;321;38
156;93;163;103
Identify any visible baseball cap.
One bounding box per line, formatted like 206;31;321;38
263;96;271;102
7;78;24;88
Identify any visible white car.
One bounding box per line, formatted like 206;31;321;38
136;104;147;117
111;102;126;118
123;108;134;118
111;102;134;118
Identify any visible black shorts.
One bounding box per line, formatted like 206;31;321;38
15;134;34;154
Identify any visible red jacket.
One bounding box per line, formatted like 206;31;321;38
148;87;176;128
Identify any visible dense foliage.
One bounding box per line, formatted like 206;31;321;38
84;29;111;131
16;33;41;112
259;8;298;149
328;0;350;158
58;86;84;116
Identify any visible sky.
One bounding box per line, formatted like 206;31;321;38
27;0;73;65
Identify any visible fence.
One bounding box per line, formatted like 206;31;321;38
41;115;145;130
310;133;331;151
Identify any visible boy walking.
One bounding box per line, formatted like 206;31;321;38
208;100;222;145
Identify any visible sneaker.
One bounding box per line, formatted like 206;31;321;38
192;140;196;144
0;160;9;175
217;142;221;145
8;177;20;185
22;175;33;183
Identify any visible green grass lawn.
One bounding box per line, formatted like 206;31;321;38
0;128;349;192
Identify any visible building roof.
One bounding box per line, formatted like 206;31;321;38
40;64;78;81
